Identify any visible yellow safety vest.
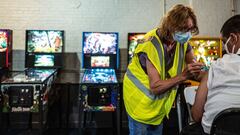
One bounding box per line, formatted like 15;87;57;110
123;29;188;125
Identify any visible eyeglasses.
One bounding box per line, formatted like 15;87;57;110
179;26;196;33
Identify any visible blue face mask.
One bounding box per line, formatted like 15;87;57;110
173;31;192;44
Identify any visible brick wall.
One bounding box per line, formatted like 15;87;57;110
0;0;162;51
0;0;235;70
236;0;240;14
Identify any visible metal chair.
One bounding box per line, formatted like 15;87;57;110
210;108;240;135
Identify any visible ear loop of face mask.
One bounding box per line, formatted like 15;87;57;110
232;44;235;53
224;36;231;54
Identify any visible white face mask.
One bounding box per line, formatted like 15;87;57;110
223;36;236;54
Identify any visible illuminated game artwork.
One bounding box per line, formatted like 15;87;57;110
188;37;222;69
128;33;145;62
83;32;118;54
34;55;54;67
27;30;64;53
91;56;110;68
0;30;8;52
82;69;117;83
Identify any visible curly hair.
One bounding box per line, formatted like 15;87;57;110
158;4;199;41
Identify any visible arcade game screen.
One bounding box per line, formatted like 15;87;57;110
83;32;118;54
34;55;54;67
188;37;222;69
91;56;110;68
26;30;64;53
0;30;8;52
128;33;145;62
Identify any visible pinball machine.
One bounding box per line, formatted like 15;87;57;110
80;32;120;134
0;30;64;134
0;29;13;130
0;29;12;70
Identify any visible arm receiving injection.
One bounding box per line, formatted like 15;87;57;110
186;49;207;81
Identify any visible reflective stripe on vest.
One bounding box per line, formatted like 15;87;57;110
126;69;167;100
151;36;164;78
177;43;185;74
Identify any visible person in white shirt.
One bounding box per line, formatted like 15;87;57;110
181;14;240;135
